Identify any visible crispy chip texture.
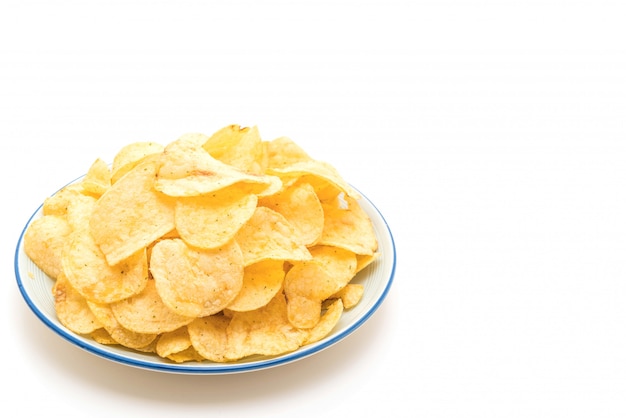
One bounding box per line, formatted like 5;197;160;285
24;124;380;363
149;238;244;317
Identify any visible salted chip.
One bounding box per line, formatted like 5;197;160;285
156;327;205;363
304;298;343;344
319;194;378;256
329;284;364;309
234;206;312;266
111;279;195;334
308;245;357;287
203;125;267;175
23;215;71;280
175;186;258;250
188;315;231;362
62;227;148;303
81;158;110;197
265;136;312;169
225;292;308;361
283;245;356;329
149;238;244;317
53;273;102;334
65;192;97;231
226;259;285;312
110;141;164;184
258;182;324;246
86;301;157;349
154;137;281;197
356;252;380;274
268;160;360;200
90;157;176;266
42;183;84;217
90;328;117;345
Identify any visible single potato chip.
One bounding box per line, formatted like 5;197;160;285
258;182;324;246
265;136;312;169
23;215;71;280
187;314;231;362
175;186;258;250
304;298;343;344
86;301;157;349
81;158;111;197
156;327;205;363
154;136;281;197
111;279;195;334
53;273;102;334
329;284;364;309
203;124;267;175
90;157;176;266
234;206;312;266
110;141;165;184
226;259;285;312
62;227;149;303
319;193;378;256
149;238;244;317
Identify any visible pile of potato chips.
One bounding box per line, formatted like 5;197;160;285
23;125;379;363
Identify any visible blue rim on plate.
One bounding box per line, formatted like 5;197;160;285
15;185;395;375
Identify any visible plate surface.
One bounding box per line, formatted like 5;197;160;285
15;183;395;374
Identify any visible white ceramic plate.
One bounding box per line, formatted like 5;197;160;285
15;181;395;374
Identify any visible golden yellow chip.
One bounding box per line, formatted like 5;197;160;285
203;124;267;175
154;136;281;197
304;298;343;344
110;141;165;184
111;279;195;334
42;183;84;217
319;194;378;256
65;192;97;231
23;215;71;280
234;206;312;266
226;259;285;312
53;273;102;334
187;315;231;362
156;327;205;363
90;328;117;345
225;292;308;361
81;158;111;197
174;186;258;250
329;284;364;309
308;245;357;286
149;238;244;317
265;136;312;169
258;182;324;246
62;227;148;303
89;157;176;266
268;160;360;200
86;301;157;349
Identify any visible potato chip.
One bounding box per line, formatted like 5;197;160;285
62;227;148;303
81;158;111;197
90;328;117;345
258;182;324;246
319;194;378;256
149;238;244;317
265;136;312;169
154;136;281;197
308;245;357;286
234;206;312;266
23;215;71;280
203;124;267;175
156;327;205;362
53;273;102;334
111;279;195;334
226;259;285;312
225;292;308;361
187;315;231;362
42;183;84;217
268;160;360;200
329;284;364;309
174;186;258;250
90;157;176;266
304;298;343;344
86;301;157;349
110;141;164;184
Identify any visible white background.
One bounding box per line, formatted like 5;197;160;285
1;1;625;417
